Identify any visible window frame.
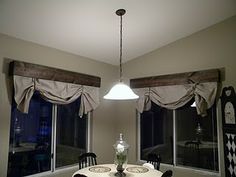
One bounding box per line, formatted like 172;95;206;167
8;103;92;177
136;103;222;176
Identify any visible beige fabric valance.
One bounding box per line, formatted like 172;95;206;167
134;82;217;117
14;75;99;117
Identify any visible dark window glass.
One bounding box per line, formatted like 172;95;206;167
176;103;218;171
139;101;218;172
56;98;87;168
8;93;89;176
7;92;52;177
140;102;173;164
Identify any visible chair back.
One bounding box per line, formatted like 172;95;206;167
185;141;199;149
78;152;97;169
147;153;161;170
161;170;173;177
74;174;87;177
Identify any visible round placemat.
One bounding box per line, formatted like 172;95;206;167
126;166;149;173
89;166;111;173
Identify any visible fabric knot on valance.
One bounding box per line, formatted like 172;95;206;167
134;82;217;117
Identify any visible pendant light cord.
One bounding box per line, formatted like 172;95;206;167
119;14;123;82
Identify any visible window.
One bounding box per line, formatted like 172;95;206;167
175;102;218;171
56;100;88;168
140;103;173;164
139;101;218;172
7;92;89;177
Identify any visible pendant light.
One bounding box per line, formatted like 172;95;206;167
103;9;139;100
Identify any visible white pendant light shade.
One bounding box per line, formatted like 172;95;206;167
103;83;139;100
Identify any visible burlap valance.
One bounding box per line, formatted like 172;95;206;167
14;75;99;117
134;82;217;117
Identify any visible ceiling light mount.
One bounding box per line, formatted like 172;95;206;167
116;9;126;16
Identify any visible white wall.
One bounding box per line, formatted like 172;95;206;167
0;33;119;177
120;15;236;177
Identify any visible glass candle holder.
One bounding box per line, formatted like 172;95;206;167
113;133;129;177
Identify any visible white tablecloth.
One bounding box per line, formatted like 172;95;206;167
72;164;163;177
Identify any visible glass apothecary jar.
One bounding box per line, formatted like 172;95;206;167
113;133;129;177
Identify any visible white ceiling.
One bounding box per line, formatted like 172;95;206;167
0;0;236;65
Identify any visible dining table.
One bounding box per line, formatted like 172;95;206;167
72;164;163;177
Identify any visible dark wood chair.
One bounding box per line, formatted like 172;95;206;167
78;152;97;169
147;153;161;170
185;140;200;148
74;174;87;177
161;170;173;177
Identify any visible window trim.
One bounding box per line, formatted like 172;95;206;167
136;103;222;175
52;105;57;172
87;112;92;152
173;111;176;166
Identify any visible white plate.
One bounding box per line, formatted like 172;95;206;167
126;166;149;173
89;166;111;173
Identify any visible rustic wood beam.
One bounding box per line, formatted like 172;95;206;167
130;69;220;88
9;61;101;87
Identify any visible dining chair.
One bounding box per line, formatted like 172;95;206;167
34;143;51;172
147;153;161;170
78;152;97;169
185;140;200;148
161;170;173;177
74;174;87;177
